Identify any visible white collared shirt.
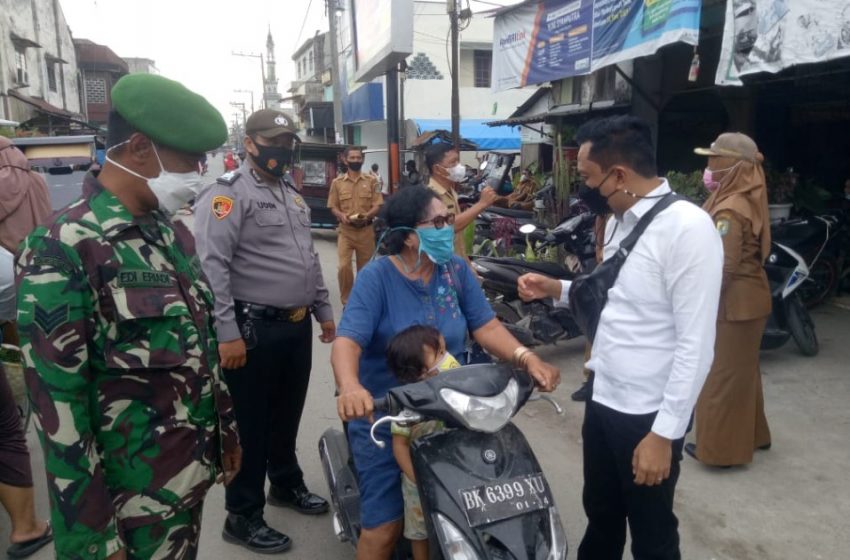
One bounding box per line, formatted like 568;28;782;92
557;181;723;439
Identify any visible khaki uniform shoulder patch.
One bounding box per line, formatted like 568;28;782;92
716;218;731;237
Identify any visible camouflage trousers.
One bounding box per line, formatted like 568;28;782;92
123;502;204;560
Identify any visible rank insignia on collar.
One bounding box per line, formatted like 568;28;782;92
212;195;234;219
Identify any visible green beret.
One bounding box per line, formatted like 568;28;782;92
111;74;227;154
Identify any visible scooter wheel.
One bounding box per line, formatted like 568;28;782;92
800;257;838;309
787;293;819;357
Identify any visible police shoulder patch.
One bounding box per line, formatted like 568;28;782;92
716;218;731;237
217;171;240;186
212;195;234;219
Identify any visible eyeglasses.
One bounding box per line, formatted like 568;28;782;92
417;214;456;229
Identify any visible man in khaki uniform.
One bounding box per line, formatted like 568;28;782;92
328;146;383;305
423;143;496;258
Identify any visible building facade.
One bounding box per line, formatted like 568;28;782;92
289;31;334;142
123;57;159;75
74;38;128;126
0;0;82;129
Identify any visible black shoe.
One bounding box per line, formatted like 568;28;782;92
268;483;329;515
222;512;292;554
684;443;732;469
571;382;590;402
757;443;772;451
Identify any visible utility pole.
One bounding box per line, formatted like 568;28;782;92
386;67;400;192
327;0;345;144
232;51;267;109
230;102;247;131
234;89;255;113
449;0;460;150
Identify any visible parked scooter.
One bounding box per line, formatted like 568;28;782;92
319;363;568;559
771;210;848;307
471;215;595;347
760;241;819;356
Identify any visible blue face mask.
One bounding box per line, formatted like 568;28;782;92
417;226;455;265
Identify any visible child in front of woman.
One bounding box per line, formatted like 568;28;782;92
387;325;461;560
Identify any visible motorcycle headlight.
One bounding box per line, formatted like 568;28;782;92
433;512;479;560
547;507;568;560
439;378;519;432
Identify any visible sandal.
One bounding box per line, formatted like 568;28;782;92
7;521;53;559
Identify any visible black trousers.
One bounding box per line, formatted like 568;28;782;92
578;396;685;560
224;315;313;516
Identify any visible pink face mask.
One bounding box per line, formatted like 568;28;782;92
703;168;721;192
703;161;741;193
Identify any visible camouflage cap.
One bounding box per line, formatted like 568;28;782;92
111;74;227;154
245;109;299;139
694;133;760;161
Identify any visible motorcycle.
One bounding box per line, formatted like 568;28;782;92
771;210;848;307
760;241;819;356
319;363;568;559
471;214;596;347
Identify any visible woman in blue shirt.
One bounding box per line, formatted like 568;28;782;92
331;185;560;560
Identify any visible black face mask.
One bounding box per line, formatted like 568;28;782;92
578;169;617;216
252;144;293;177
347;161;363;172
578;183;613;216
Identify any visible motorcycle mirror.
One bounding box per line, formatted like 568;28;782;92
519;224;537;235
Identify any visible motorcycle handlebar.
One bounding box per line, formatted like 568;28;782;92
372;397;388;412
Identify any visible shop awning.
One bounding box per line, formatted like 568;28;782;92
414;119;520;150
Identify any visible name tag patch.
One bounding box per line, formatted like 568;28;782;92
117;269;175;288
257;201;277;210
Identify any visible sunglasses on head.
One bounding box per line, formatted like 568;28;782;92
417;214;456;229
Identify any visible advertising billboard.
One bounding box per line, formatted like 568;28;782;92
716;0;850;86
492;0;701;92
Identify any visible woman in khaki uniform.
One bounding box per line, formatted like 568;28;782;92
689;133;772;467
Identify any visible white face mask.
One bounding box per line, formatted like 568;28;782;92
442;163;466;183
105;141;204;215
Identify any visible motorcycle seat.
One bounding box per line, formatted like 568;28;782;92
486;206;534;220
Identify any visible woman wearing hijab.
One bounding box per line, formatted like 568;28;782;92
689;132;772;467
0;137;52;253
0;138;53;557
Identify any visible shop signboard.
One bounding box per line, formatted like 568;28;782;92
351;0;414;82
492;0;701;92
716;0;850;86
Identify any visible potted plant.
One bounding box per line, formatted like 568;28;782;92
667;170;708;204
765;166;797;221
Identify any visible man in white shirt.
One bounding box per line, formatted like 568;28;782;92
518;116;723;559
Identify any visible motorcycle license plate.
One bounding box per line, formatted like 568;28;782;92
459;473;553;528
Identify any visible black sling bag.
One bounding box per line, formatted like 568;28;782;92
568;193;686;343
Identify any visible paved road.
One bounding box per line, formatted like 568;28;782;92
4;160;849;559
43;170;86;210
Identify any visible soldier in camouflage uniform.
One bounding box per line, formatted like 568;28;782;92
15;74;241;560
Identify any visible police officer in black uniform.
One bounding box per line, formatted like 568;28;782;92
195;109;334;554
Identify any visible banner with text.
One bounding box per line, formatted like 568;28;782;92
493;0;701;92
716;0;850;86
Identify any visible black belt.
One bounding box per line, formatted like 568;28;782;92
235;301;309;323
